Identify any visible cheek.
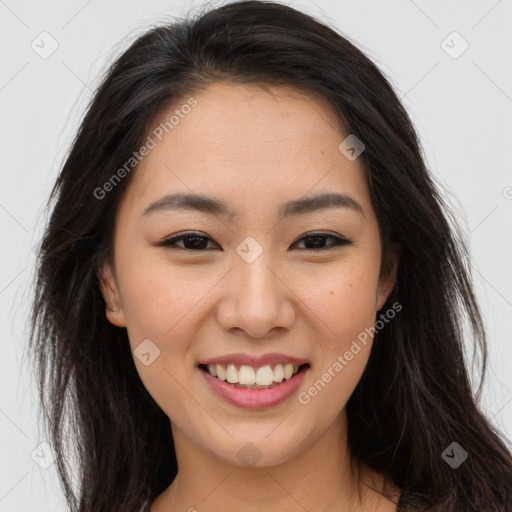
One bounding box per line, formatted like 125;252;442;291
297;265;377;417
115;248;220;354
114;250;208;415
305;260;379;352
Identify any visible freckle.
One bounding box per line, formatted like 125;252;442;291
330;290;334;295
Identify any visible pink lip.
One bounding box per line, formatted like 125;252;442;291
198;352;309;367
199;365;309;409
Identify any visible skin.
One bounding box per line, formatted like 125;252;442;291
99;82;400;511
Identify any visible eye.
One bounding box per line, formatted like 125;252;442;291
158;232;219;251
158;231;352;251
292;231;353;251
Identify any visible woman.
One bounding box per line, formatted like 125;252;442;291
29;1;512;511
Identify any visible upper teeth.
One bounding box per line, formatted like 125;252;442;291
207;363;300;385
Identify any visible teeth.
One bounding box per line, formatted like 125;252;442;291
255;365;274;385
238;365;256;385
204;362;304;387
273;363;284;382
226;363;238;384
216;364;227;381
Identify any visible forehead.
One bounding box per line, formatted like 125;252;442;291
120;82;373;221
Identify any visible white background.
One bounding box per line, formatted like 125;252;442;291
1;0;511;510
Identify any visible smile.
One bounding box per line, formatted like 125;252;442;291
199;363;309;389
198;361;310;409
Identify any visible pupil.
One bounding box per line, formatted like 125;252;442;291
306;235;325;248
185;236;207;249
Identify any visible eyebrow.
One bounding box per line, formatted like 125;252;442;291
141;192;364;219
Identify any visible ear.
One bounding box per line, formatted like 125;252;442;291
376;244;399;312
97;261;127;327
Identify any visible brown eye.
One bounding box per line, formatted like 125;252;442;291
292;232;353;251
159;231;352;252
159;232;219;251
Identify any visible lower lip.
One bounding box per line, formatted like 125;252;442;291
199;366;309;409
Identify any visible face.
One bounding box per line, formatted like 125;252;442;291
100;82;397;467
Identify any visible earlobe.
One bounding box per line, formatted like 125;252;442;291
98;261;127;327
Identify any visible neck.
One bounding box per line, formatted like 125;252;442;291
151;410;392;512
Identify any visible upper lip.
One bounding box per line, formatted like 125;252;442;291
198;353;309;367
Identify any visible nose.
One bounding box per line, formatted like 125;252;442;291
216;254;296;339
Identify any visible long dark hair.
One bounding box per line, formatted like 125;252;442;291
29;1;512;510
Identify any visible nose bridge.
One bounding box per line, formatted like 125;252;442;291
219;240;295;337
235;245;281;310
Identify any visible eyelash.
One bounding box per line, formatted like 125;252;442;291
158;231;353;252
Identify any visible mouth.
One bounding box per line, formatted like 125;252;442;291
198;362;310;390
